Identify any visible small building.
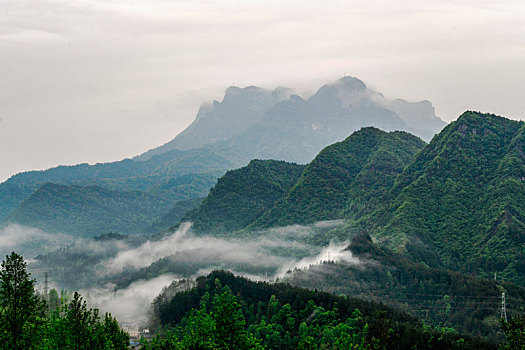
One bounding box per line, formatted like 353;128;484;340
139;328;151;340
121;322;139;339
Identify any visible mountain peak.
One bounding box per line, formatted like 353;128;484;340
137;76;445;160
223;85;269;99
308;76;370;109
335;76;367;90
271;86;294;104
449;111;523;138
456;110;511;124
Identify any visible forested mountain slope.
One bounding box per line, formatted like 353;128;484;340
287;231;525;339
250;128;425;228
360;112;525;285
180;129;424;234
6;171;220;236
0;146;242;233
183;160;305;233
178;112;524;289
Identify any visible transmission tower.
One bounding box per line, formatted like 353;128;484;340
44;272;49;302
501;292;507;322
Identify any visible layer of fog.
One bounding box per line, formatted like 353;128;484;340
103;222;321;276
276;241;358;277
102;221;354;278
83;274;178;325
81;220;361;323
10;220;360;325
0;224;76;259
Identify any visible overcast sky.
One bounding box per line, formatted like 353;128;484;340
1;0;524;182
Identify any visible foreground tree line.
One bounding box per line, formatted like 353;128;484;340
0;252;129;350
143;271;525;350
1;253;524;349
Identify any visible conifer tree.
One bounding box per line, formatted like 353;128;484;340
0;252;45;350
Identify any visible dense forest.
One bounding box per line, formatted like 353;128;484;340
6;172;220;236
143;270;504;349
286;231;525;339
251;128;425;228
183;159;305;233
4;252;525;349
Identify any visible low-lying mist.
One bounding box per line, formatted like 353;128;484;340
22;220;360;325
0;224;75;259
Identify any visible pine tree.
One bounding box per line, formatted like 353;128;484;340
0;252;45;350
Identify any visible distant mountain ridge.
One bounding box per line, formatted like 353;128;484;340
139;76;445;163
0;146;238;234
9;183;173;236
7;173;219;236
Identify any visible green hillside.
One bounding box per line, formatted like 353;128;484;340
8;174;216;236
146;270;496;349
0;147;246;223
355;112;525;285
251;128;425;228
286;231;525;339
183;160;305;233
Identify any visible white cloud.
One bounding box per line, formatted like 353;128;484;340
0;224;75;259
83;274;178;324
102;222;311;276
276;241;359;277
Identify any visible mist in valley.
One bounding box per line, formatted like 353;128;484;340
16;219;361;324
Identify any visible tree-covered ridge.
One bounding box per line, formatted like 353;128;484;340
7;172;217;237
145;270;497;349
361;111;525;285
286;231;525;339
251;127;425;228
182;159;305;233
0;145;245;223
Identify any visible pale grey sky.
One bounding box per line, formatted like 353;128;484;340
1;0;524;182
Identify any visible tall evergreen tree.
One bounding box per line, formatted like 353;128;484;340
0;252;45;350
